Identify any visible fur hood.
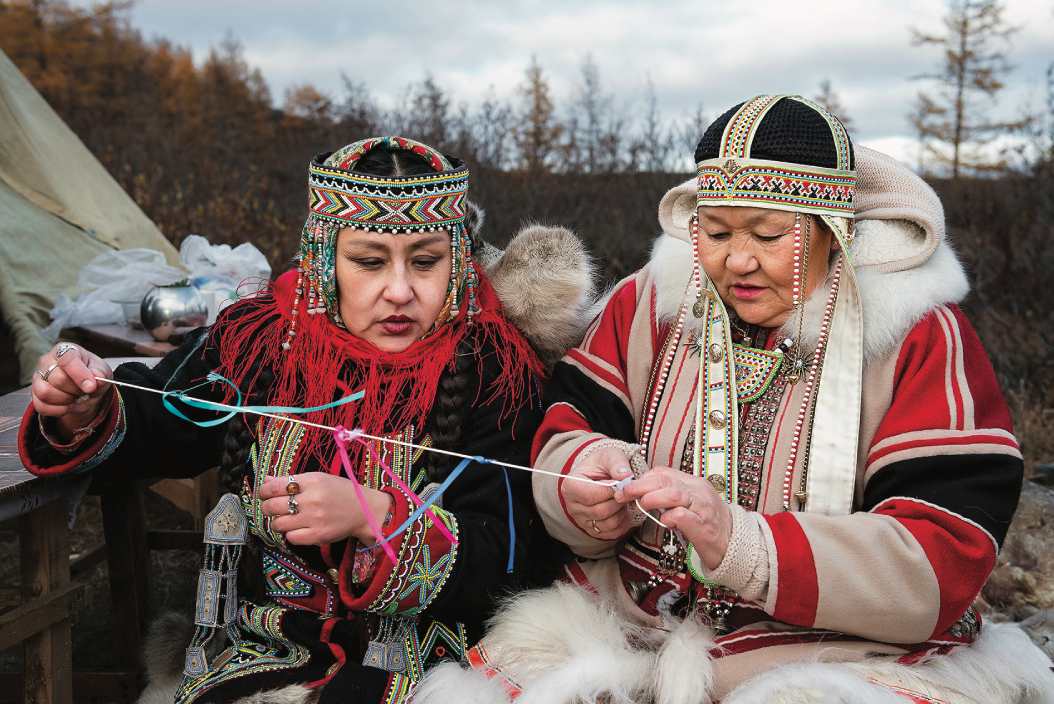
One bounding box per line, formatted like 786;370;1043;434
650;146;969;365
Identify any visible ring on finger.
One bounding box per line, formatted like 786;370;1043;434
56;343;77;358
285;478;301;495
287;496;298;510
37;363;59;382
687;495;695;510
286;504;298;515
591;519;601;533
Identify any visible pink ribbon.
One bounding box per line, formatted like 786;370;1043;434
331;426;457;565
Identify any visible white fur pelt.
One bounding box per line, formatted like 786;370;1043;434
413;583;717;704
137;610;196;704
722;623;1054;704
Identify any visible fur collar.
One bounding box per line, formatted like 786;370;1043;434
648;218;969;366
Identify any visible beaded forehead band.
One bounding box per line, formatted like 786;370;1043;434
695;95;855;220
284;137;478;350
307;136;469;234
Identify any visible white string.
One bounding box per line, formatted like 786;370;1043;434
94;376;671;530
93;376;610;488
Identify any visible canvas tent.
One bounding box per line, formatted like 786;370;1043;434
0;48;179;386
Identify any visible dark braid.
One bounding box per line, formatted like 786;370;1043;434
423;337;476;483
218;362;275;496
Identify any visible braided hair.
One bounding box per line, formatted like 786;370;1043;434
423;336;476;483
218;360;274;497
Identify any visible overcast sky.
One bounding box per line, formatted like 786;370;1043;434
86;0;1054;165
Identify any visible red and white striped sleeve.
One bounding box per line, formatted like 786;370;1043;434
759;305;1022;644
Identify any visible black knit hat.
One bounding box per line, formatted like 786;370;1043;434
696;97;854;170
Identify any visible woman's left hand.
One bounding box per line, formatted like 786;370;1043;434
618;466;732;570
258;474;392;546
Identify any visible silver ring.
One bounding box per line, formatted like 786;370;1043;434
55;343;77;358
285;479;301;495
287;496;298;510
286;505;298;515
37;363;59;381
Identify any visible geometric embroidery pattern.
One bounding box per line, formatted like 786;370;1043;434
397;545;452;604
262;551;313;599
308;156;467;233
732;344;784;403
696;160;855;217
175;604;309;704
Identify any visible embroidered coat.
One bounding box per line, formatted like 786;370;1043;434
19;296;547;704
522;156;1025;700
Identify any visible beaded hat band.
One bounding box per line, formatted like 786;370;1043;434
307;137;468;234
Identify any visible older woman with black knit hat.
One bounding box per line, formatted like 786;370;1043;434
19;137;590;704
415;98;1053;704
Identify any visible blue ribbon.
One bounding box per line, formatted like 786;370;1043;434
361;456;476;552
502;469;515;574
161;371;363;427
359;456;518;574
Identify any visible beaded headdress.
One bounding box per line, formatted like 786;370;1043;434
285;137;478;349
694;94;856;248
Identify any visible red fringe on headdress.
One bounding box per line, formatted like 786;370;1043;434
207;269;545;475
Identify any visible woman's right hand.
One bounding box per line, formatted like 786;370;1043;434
31;344;114;442
560;447;633;539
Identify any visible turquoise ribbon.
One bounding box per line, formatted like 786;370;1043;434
161;371;363;427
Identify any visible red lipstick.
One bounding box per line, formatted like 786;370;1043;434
380;315;413;335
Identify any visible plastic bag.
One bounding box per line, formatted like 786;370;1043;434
178;235;272;324
43;249;186;342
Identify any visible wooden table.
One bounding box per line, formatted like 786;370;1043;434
0;362;210;703
65;325;174;359
0;388;92;704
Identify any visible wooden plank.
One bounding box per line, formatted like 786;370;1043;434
0;589;19;607
193;468;219;531
147;529;202;551
0;671;138;704
0;583;91;652
19;498;73;704
148;477;195;513
100;493;153;694
68;544;108;582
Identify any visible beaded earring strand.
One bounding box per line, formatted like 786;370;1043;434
785;215;811;383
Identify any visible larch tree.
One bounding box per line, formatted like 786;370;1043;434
514;57;563;173
910;0;1022;177
813;79;854;133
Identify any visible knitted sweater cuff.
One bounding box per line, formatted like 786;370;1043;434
688;504;769;602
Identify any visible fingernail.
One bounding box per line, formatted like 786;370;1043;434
81;381;93;392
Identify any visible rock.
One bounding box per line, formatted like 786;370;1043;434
983;480;1054;611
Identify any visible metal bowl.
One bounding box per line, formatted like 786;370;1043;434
141;285;208;342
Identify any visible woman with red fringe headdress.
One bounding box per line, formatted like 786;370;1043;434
19;137;578;704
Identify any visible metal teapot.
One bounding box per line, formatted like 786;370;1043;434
141;282;208;342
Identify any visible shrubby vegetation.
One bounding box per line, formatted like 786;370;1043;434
1;0;1051;469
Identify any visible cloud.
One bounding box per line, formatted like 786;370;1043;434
81;0;1053;144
